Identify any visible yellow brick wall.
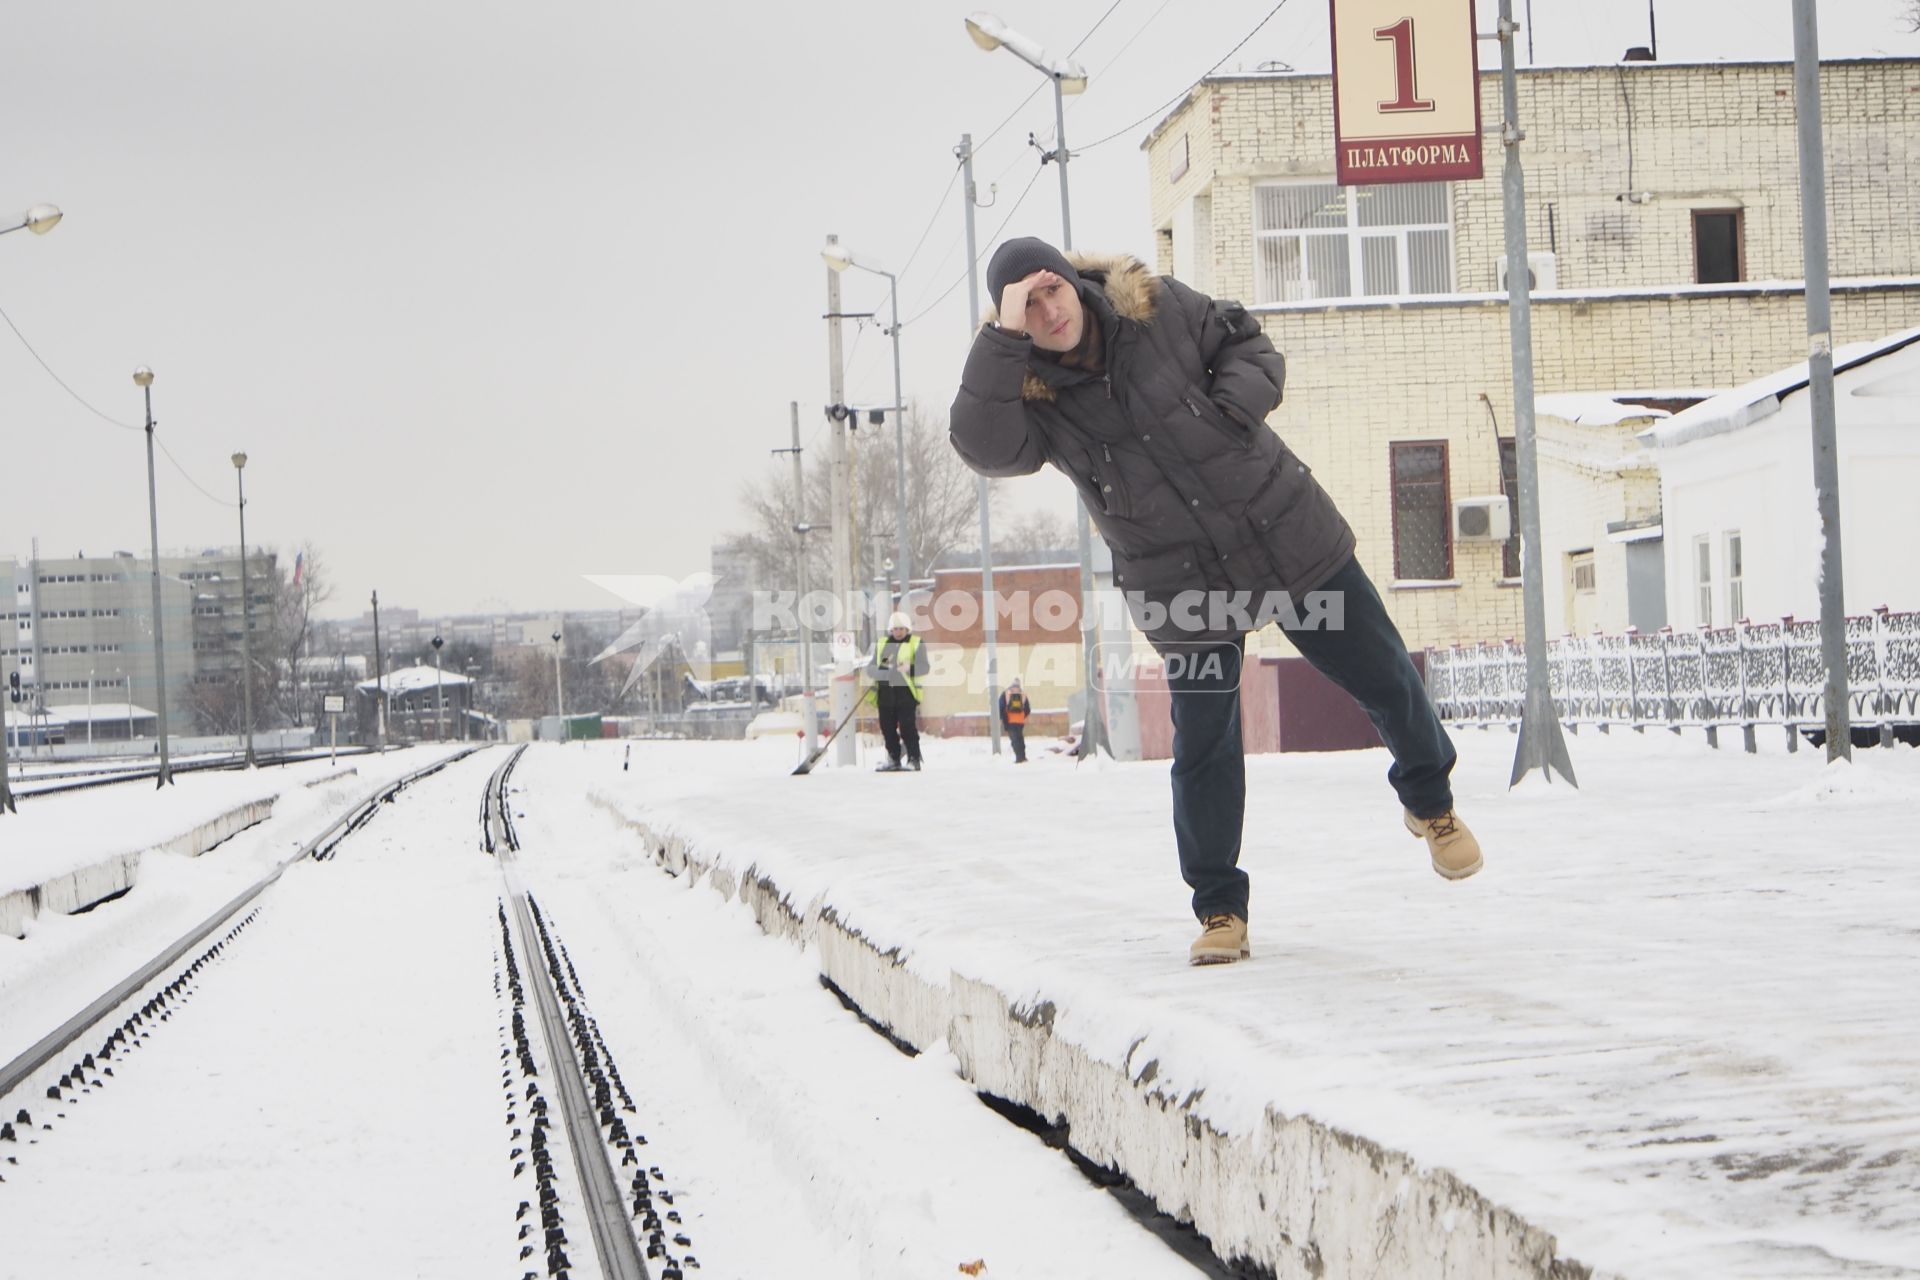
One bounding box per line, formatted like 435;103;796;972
1150;60;1920;290
1258;286;1920;648
1136;59;1920;650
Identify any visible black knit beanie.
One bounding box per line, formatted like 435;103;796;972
986;237;1082;310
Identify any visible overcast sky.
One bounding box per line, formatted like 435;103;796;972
2;0;1912;620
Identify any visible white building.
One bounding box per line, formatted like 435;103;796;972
1638;327;1920;629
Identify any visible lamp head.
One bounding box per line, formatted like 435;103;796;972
821;241;852;272
132;366;154;388
231;452;247;470
432;635;444;650
964;12;1004;51
24;205;62;235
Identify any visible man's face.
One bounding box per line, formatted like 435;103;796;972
1025;274;1084;353
890;626;909;641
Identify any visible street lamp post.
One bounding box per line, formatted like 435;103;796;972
551;627;565;729
431;635;445;741
465;658;480;740
962;13;1112;759
134;366;175;787
87;668;95;749
0;203;61;814
957;133;1003;757
231;453;256;765
821;244;912;609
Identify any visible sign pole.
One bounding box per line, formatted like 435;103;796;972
1493;0;1576;787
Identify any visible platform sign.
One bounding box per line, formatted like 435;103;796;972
1330;0;1484;185
323;694;345;764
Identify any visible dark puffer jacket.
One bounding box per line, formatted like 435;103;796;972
949;253;1355;649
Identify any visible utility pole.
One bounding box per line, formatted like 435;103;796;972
0;654;14;815
776;401;819;758
1039;85;1109;761
135;376;175;787
825;234;858;766
958;133;1004;757
1496;0;1577;789
1792;0;1851;762
233;459;256;766
371;590;387;751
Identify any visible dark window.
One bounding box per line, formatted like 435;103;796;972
1391;441;1452;580
1693;210;1743;284
1498;438;1521;578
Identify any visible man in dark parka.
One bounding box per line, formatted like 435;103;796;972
949;237;1483;966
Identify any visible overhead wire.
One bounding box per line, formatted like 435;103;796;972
1078;0;1295;153
900;162;1048;329
0;299;241;508
0;300;140;433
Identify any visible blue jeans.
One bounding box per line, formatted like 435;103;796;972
1168;558;1457;921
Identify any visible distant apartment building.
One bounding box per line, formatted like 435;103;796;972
1143;56;1920;648
2;551;193;728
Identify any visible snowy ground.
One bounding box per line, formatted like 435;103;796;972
572;727;1920;1279
1;742;1228;1279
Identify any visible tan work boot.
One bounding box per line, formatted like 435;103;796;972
1405;809;1484;880
1189;913;1250;966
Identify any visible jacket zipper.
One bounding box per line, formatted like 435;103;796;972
1185;395;1252;450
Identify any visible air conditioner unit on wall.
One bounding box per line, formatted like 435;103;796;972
1496;251;1558;292
1453;496;1513;543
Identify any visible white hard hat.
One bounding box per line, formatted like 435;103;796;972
888;610;911;630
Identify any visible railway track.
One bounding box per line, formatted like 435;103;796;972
486;744;697;1279
9;743;380;800
0;747;482;1108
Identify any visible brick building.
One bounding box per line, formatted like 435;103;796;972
1142;57;1920;648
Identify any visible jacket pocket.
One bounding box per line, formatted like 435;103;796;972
1244;453;1314;535
1077;441;1130;518
1181;385;1253;450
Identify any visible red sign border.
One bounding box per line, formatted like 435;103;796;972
1329;0;1485;186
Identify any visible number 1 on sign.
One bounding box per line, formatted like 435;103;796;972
1374;17;1435;112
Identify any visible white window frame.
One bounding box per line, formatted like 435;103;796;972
1724;531;1744;624
1254;180;1454;304
1693;535;1714;627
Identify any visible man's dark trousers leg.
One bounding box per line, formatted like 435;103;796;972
1167;639;1249;922
1164;559;1458;922
1008;723;1026;762
1281;558;1457;817
877;688;905;763
898;696;922;765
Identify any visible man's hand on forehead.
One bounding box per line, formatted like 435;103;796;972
998;269;1063;333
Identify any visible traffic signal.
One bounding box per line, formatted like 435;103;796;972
7;670;19;703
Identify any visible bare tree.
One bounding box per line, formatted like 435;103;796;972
1908;0;1920;31
184;674;245;736
732;399;989;598
993;508;1078;565
265;542;334;727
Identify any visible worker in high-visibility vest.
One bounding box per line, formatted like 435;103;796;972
866;610;928;772
998;677;1031;764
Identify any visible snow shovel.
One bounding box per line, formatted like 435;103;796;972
791;695;866;776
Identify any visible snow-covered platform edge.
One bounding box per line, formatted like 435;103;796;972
0;797;276;939
585;791;1605;1280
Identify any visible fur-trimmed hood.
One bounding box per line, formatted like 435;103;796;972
979;252;1161;403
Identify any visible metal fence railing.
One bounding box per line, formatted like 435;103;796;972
1424;607;1920;750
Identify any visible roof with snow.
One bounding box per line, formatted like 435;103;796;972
355;665;474;695
1638;325;1920;449
42;702;157;723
